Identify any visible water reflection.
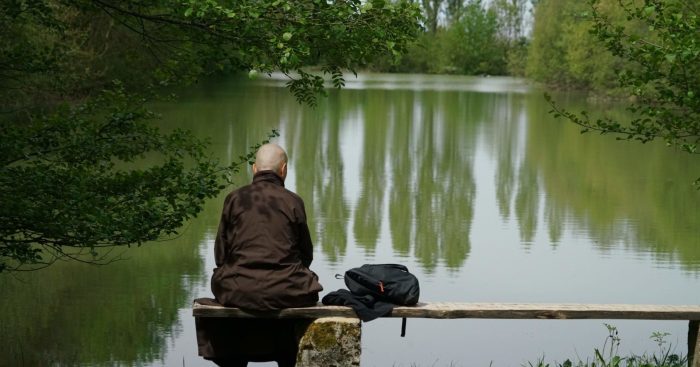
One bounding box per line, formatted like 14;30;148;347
407;91;478;271
286;98;350;264
242;85;483;271
387;92;414;258
288;88;479;271
526;95;700;269
176;76;698;367
0;204;215;366
179;75;699;271
352;91;389;253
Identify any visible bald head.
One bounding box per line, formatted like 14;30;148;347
253;143;288;179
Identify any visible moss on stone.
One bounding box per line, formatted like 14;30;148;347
297;318;362;367
306;322;339;349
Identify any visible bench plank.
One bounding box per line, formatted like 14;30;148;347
193;301;700;366
193;301;700;320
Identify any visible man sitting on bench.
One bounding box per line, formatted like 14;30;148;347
197;143;323;367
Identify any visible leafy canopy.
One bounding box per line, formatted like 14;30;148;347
0;85;281;271
0;0;422;271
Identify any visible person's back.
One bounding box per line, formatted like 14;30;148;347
211;169;322;309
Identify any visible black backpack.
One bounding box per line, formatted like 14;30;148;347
343;264;420;306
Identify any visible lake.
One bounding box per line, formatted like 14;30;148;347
1;73;699;367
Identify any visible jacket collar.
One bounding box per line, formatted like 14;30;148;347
252;170;285;187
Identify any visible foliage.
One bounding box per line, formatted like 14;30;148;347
506;36;530;76
0;0;422;271
447;0;507;75
0;84;281;272
422;0;441;34
492;0;529;42
1;0;422;108
382;31;450;73
385;0;519;75
526;0;624;89
543;0;700;184
525;324;687;367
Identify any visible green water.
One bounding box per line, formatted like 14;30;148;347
1;73;699;367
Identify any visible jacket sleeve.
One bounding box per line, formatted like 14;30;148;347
214;194;233;268
297;199;314;268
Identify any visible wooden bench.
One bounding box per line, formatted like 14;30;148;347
193;301;700;367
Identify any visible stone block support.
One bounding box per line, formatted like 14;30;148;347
296;317;361;367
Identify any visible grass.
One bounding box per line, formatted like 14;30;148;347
524;324;688;367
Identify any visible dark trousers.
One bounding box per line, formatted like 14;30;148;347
197;317;311;367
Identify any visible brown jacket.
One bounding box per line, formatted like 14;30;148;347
211;171;323;310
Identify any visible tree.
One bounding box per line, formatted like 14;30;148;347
1;0;422;107
528;0;587;87
491;0;528;42
527;0;627;89
0;0;422;272
422;0;442;34
491;0;529;75
445;0;463;25
448;0;506;75
546;0;700;185
381;0;531;75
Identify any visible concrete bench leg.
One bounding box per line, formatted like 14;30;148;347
690;320;699;367
296;317;361;367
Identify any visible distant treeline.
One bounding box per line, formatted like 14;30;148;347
371;0;640;93
372;0;529;76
